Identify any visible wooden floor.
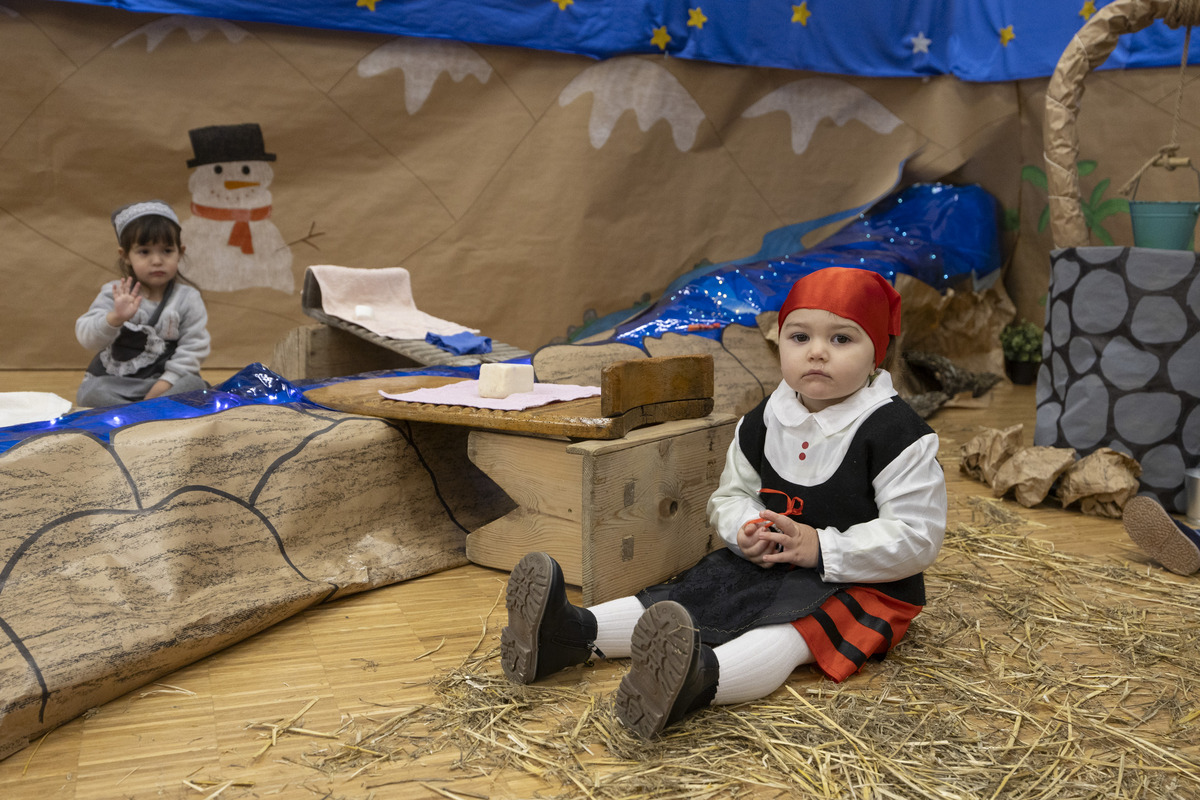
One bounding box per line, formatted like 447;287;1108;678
0;372;1165;799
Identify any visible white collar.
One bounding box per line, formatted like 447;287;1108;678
768;370;897;435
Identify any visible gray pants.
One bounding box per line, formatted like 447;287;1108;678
76;372;209;408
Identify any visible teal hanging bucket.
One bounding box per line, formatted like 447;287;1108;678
1127;159;1200;251
1130;201;1200;250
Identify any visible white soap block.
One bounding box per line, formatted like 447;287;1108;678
478;363;535;399
354;304;374;320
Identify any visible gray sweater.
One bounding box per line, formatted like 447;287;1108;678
76;281;210;387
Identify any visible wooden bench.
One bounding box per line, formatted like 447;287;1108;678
270;270;531;381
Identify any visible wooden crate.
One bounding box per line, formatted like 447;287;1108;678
465;413;737;604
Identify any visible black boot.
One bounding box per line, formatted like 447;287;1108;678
614;600;719;739
501;552;599;684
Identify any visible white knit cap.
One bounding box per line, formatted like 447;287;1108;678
111;200;180;238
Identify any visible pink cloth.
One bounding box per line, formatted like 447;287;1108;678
379;381;599;411
308;265;478;340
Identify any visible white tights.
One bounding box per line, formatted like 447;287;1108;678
589;596;815;705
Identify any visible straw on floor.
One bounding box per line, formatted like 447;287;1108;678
231;495;1200;800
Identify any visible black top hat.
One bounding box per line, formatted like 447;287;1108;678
186;123;276;168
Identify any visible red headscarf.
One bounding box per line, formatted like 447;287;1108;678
777;267;901;367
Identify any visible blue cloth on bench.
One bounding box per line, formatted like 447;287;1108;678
425;331;493;355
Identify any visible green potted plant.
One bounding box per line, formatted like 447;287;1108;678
999;319;1043;385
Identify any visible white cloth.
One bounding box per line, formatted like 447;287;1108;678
308;265;478;340
379;380;599;411
706;370;946;584
0;392;73;429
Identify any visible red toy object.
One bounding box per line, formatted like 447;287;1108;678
749;487;803;525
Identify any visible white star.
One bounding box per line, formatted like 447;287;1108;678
910;31;931;55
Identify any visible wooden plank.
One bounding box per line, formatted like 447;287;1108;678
305;376;623;438
566;413;736;456
464;508;585;583
531;326;779;423
600;354;713;416
468;432;583;524
303;367;716;439
465;432;584;581
644;327;781;419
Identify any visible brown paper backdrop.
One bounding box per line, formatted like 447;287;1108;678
1;0;1198;371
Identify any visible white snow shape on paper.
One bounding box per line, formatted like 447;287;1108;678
742;77;903;155
114;16;249;52
358;37;493;114
558;57;705;152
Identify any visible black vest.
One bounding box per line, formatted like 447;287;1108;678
639;393;935;643
739;394;934;532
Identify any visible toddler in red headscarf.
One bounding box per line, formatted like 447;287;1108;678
500;267;947;739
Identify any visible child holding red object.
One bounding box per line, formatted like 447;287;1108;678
501;267;947;739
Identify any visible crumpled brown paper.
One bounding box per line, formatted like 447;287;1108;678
1056;447;1142;518
959;423;1024;485
959;424;1142;515
992;446;1079;508
894;273;1016;379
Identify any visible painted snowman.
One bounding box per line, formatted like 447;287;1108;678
181;123;294;293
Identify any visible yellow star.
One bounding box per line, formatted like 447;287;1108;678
651;25;672;51
999;25;1015;47
553;0;573;9
792;2;811;25
688;8;708;29
1079;1;1096;20
357;0;377;11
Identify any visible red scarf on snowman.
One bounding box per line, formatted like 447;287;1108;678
190;202;273;254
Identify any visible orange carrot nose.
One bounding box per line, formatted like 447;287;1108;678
223;180;260;190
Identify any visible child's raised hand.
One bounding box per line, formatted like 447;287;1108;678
744;509;821;569
108;278;142;326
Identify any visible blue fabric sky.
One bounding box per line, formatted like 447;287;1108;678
53;0;1200;82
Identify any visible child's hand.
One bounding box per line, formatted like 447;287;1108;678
107;278;142;326
143;379;171;399
737;519;777;566
747;509;821;569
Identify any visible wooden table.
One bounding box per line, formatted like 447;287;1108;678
303;354;717;440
